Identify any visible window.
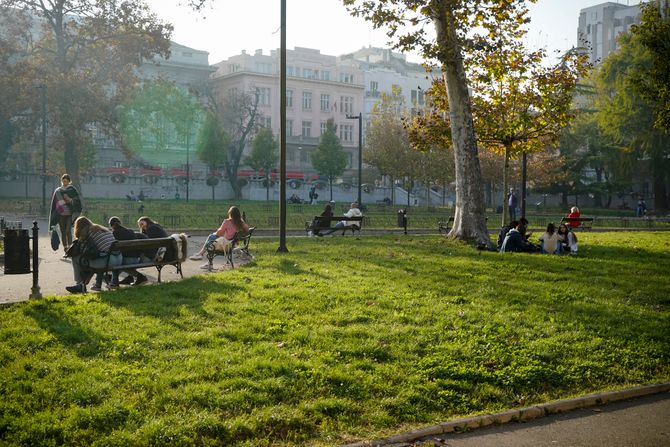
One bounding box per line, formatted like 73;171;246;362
340;124;353;142
370;81;378;93
256;87;271;106
227;87;239;97
286;119;293;136
286;89;293;107
302;91;312;110
255;62;273;74
340;96;353;114
228;64;240;73
320;94;330;111
340;73;354;84
319;71;330;81
303;68;316;79
301;121;312;137
320;122;328;135
258;116;271;128
287;66;297;77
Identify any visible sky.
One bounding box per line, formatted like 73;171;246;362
144;0;642;65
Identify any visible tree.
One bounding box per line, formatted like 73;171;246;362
344;0;542;244
246;127;278;201
311;119;348;201
364;87;425;205
595;30;670;212
628;2;670;131
213;89;261;199
196;111;230;200
0;0;172;188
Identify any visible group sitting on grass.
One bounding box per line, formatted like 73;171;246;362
499;219;578;255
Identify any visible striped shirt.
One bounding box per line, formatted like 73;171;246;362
88;229;116;253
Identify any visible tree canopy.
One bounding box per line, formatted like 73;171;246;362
0;0;172;187
246;127;278;201
311;119;348;201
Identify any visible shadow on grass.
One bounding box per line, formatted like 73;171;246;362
26;305;106;358
99;276;246;320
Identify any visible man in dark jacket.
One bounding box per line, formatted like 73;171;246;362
501;219;533;253
109;216;148;286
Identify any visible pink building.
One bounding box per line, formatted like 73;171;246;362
210;47;364;181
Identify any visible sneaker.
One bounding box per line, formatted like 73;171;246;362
189;254;203;261
118;276;135;285
133;274;148;286
90;284;102;292
66;284;86;294
200;263;212;270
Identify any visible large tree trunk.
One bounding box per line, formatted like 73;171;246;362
433;4;489;244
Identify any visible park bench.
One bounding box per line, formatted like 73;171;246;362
203;227;256;271
305;215;364;236
560;217;594;231
439;217;487;234
79;236;187;283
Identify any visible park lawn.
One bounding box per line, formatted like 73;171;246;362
1;232;669;446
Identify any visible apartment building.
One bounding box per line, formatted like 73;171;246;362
577;1;642;64
210;47;364;180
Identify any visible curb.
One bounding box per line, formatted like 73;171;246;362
339;382;670;447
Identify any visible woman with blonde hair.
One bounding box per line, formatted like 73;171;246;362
65;216;122;293
189;206;249;265
566;206;581;228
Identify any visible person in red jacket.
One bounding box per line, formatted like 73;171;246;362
566;206;581;228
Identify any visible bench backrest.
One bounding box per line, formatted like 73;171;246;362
314;216;364;222
561;217;593;223
111;236;187;263
233;227;255;250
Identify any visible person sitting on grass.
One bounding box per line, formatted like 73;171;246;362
189;206;249;268
557;223;578;255
497;220;518;251
65;216;122;293
320;202;362;236
109;216;148;286
539;222;561;254
500;219;534;253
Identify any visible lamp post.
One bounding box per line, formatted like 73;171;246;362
185;132;190;202
346;112;362;206
38;84;47;215
277;0;288;252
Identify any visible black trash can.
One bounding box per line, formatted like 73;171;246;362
4;228;31;274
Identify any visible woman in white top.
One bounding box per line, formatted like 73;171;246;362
539;222;561;254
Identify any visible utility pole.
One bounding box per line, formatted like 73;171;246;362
38;84;47;215
277;0;288;253
346;112;363;206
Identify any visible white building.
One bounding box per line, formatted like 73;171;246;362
577;1;642;64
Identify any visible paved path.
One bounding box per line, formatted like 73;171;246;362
411;392;670;447
0;218;240;304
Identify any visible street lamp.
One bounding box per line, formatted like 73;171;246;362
346;112;362;206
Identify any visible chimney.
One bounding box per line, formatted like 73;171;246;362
255;49;262;56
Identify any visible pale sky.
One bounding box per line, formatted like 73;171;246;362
145;0;641;64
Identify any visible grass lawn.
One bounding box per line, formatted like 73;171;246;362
1;232;669;446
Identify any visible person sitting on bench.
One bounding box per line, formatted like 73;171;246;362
109;216;148;286
308;203;333;236
321;202;362;236
566;206;581;228
189;206;249;265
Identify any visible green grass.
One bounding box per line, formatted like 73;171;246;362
1;233;669;446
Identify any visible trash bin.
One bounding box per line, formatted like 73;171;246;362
397;209;408;234
4;228;31;274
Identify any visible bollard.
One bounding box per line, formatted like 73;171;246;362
397;209;408;235
30;221;41;299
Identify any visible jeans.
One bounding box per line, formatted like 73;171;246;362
58;215;73;249
321;221;345;235
72;253;123;286
112;255;141;284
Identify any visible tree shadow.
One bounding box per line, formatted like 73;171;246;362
98;276;245;321
26;305;107;358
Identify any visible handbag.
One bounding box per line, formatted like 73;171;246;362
50;226;61;251
65;239;81;257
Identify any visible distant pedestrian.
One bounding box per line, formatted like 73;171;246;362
49;173;83;254
507;189;518;221
636;198;647;217
308;185;319;205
